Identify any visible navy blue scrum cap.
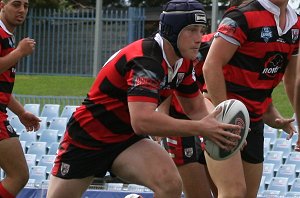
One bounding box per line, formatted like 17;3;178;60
159;0;207;57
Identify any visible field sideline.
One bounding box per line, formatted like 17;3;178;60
14;75;294;118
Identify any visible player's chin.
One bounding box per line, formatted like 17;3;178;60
183;52;198;60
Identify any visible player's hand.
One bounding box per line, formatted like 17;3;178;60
199;107;241;151
18;111;41;132
274;118;296;140
16;37;36;57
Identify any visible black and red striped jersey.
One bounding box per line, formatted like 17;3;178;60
170;33;214;119
0;24;16;116
216;0;300;122
66;34;199;148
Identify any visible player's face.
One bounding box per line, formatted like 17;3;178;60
0;0;29;30
177;24;206;60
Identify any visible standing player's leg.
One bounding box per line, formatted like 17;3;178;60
112;138;183;198
0;137;29;197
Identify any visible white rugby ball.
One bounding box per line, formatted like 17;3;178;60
205;99;250;160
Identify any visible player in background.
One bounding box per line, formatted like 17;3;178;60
46;1;241;198
0;0;41;197
203;0;300;197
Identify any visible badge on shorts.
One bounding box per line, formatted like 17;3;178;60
6;124;14;134
61;162;70;176
184;147;193;158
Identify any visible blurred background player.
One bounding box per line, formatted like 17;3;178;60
203;0;300;197
46;1;241;198
0;0;41;197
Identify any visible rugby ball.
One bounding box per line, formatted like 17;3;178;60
205;99;250;160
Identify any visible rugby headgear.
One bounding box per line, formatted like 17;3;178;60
159;0;207;57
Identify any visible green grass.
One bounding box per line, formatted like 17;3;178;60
13;75;294;118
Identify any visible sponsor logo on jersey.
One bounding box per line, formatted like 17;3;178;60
61;162;70;176
261;27;273;42
184;147;194;158
291;29;299;43
260;53;286;79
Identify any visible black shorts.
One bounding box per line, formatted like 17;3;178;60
162;136;206;166
51;134;145;179
0;120;18;141
241;120;264;164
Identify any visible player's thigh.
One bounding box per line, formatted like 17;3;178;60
112;138;181;187
0;137;28;176
205;151;245;189
47;175;93;198
178;162;213;198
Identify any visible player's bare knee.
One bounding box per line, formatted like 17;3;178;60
220;184;246;198
153;171;182;196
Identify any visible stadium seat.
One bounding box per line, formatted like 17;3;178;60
27;142;47;162
272;138;292;159
48;117;68;138
0;168;4;180
24;103;40;117
38;154;56;175
267;177;288;196
29;166;47;184
127;184;146;193
264;138;271;158
25;178;36;188
262;163;275;185
290;178;300;192
6;108;16;120
48;142;60;155
40;104;60;123
19;131;37;150
38;129;58;148
261;189;281;197
20;140;26;153
285;191;300;197
285;152;300;174
258;175;266;196
60;105;78;120
25;154;37;169
41;179;50;188
264;151;284;172
36;117;48;137
275;164;296;185
264;124;278;147
10;116;25;134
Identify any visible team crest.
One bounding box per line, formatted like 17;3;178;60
261;27;273;42
184;147;193;158
291;29;299;43
176;73;185;86
61;162;70;176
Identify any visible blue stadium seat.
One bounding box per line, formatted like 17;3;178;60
48;117;68;139
48;142;60;155
264;138;271;158
262;163;275;185
264;151;284;172
10;116;25;134
19;131;37;150
38;155;56;175
36;117;48;138
258;175;266;196
60;105;78;120
0;168;4;180
40;104;60;123
6;108;16;120
29;166;47;185
275;164;296;185
285;152;300;174
25;178;36;188
25;154;37;169
267;177;288;196
27;142;47;162
285;191;300;197
20;140;26;153
272;138;292;159
107;183;124;191
264;124;278;147
24;103;40;117
290;178;300;192
261;190;281;197
38;129;58;149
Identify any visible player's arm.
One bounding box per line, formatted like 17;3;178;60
295;53;300;151
0;37;35;74
263;102;296;140
283;55;298;107
202;35;238;106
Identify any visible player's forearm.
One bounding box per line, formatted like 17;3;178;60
0;49;24;74
263;103;283;128
7;95;26;117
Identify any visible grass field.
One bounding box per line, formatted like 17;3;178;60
13;75;294;118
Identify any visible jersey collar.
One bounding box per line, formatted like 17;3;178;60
0;20;13;36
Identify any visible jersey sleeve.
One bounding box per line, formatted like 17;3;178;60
127;57;165;104
217;9;248;46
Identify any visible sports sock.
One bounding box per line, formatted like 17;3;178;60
0;183;15;198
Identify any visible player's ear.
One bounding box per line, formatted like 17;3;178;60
0;1;5;10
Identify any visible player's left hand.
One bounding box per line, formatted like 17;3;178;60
275;118;296;140
18;111;41;132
